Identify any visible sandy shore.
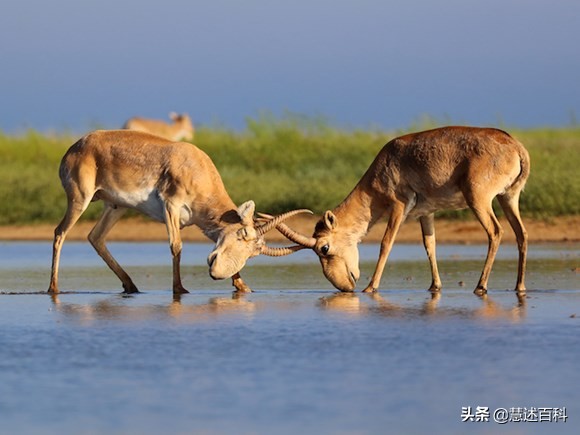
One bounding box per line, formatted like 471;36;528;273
0;215;578;244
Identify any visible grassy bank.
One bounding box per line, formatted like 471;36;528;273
1;115;579;225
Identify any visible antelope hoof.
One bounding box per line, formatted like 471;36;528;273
473;286;487;296
47;286;59;294
234;284;252;293
173;286;190;295
122;283;140;294
428;285;442;293
362;286;377;293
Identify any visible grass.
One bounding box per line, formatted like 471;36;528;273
1;114;579;225
512;128;580;217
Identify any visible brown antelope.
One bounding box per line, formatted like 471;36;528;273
48;129;309;295
275;126;530;295
123;112;194;141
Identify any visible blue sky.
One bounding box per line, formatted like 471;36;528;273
1;0;579;133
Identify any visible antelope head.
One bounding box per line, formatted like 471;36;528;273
267;210;361;292
169;112;194;141
207;201;310;280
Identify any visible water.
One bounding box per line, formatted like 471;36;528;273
0;242;578;434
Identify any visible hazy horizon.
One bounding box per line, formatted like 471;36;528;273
1;0;579;134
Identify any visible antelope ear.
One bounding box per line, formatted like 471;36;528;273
237;200;256;226
323;210;338;230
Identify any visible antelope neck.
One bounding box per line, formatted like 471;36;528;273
333;187;384;242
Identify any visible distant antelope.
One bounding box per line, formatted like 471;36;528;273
276;126;530;295
123;112;194;141
48;130;309;295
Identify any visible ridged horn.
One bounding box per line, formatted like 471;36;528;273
259;213;317;248
274;222;317;248
261;245;307;257
256;209;313;236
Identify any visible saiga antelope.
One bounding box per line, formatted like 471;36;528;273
123;112;194;141
276;126;530;295
48;130;309;295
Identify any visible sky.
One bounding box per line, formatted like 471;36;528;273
1;0;579;133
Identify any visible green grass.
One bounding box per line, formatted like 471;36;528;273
512;128;580;218
1;115;579;225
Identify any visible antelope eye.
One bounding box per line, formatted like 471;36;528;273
320;244;330;256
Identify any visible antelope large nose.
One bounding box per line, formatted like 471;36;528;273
207;253;221;280
350;271;358;286
207;251;217;272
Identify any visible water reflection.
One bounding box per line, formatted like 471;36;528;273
169;291;256;320
474;293;527;322
315;289;527;321
50;291;256;325
362;291;526;322
318;292;361;314
47;289;528;325
317;291;441;317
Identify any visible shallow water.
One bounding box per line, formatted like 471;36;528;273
0;242;579;434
